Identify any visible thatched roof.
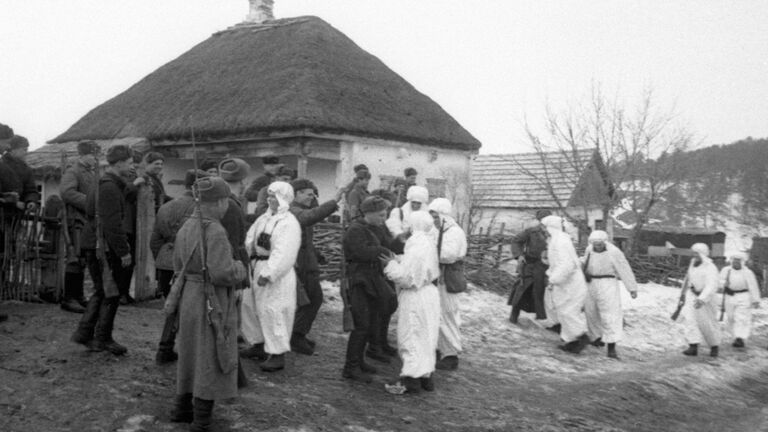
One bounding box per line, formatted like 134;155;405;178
472;149;611;208
28;138;149;179
49;16;480;151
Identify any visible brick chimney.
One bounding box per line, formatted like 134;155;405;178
246;0;274;23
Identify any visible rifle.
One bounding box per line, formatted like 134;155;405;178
671;267;692;321
339;195;355;332
719;267;731;322
190;127;236;374
59;152;78;264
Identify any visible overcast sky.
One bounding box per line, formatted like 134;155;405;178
1;0;767;154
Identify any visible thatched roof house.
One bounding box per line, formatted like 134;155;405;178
31;15;480;207
471;149;614;236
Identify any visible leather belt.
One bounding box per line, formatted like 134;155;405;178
724;287;748;296
590;275;616;279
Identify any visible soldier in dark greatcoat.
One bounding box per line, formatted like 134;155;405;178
168;177;247;432
342;196;400;382
151;170;207;364
508;209;552;325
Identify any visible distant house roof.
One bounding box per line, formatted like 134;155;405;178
48;16;480;152
472;149;611;209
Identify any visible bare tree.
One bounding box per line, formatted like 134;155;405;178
441;167;497;235
521;84;694;254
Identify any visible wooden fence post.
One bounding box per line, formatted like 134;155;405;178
133;184;156;301
495;223;506;267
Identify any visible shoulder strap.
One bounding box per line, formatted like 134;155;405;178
437;219;445;259
583;252;591;272
724;267;731;289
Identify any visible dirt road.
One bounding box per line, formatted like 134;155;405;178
1;282;767;431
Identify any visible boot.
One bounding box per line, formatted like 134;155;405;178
119;294;135;306
546;324;562;334
591;337;605;347
402;376;422;394
509;306;521;324
71;272;88;307
607;343;618;359
190;398;214;432
71;295;101;345
155;350;178;365
60;298;85;313
61;273;86;313
733;338;745;348
710;346;719;357
305;336;316;348
360;361;378;374
239;343;267;361
290;333;314;355
560;335;588;354
682;343;698;356
259;354;285;372
343;330;372;383
90;297;127;355
366;346;391;363
237;360;248;389
420;375;435;392
342;365;373;383
435;355;459;371
169;393;193;423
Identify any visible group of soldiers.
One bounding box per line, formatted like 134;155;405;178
0;123;41;323
1;125;764;431
28;140;466;432
508;210;763;359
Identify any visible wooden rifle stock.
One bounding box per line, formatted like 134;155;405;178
671;272;691;321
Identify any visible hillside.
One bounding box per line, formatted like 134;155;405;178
639;137;768;253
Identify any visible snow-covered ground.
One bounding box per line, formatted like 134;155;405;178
322;279;768;381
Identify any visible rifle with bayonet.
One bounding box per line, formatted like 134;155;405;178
190;128;237;374
339;194;355;332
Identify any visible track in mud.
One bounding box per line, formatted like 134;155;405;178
1;282;768;431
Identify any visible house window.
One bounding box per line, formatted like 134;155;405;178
426;178;446;201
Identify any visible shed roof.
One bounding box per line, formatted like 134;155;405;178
472;149;601;208
48;16;480;151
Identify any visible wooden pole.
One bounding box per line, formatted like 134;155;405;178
133;184;157;300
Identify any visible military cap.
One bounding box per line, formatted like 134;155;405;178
195;176;231;202
185;169;209;188
106;145;133;165
0;123;14;140
276;166;296;179
404;167;418;177
218;158;251;182
77;140;100;156
291;178;316;193
262;156;280;165
9;135;29;150
393;177;408;188
354;164;369;173
143;151;165;164
360;196;391;214
200;159;219;172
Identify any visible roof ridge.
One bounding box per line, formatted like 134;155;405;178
476;148;595;158
216;16;317;36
